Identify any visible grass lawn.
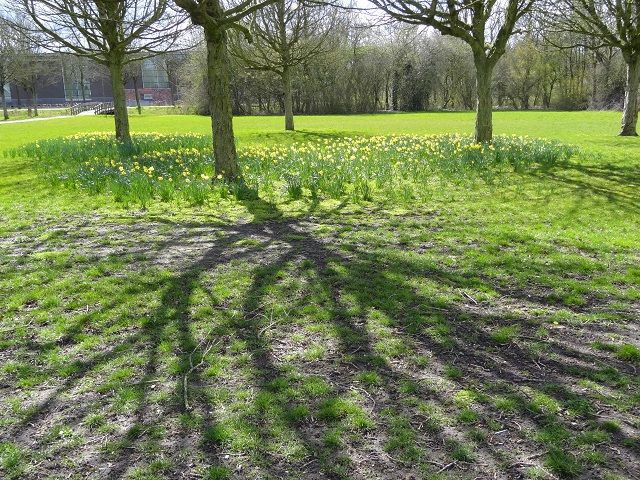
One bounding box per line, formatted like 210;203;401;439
0;111;638;480
1;108;70;122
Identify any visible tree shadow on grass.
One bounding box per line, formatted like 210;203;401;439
0;205;638;479
532;160;640;214
238;130;360;149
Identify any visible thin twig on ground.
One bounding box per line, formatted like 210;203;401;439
436;461;457;473
461;290;478;304
183;335;219;410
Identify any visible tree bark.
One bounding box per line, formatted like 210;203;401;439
62;64;74;107
33;88;38;117
108;58;131;141
474;59;494;143
80;68;87;103
282;65;294;130
15;86;21;108
1;85;8;120
133;76;142;114
620;52;640;136
385;75;390;110
26;89;32;117
392;69;400;111
206;28;239;180
170;70;177;106
591;57;597;103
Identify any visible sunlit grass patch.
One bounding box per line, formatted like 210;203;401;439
545;448;582;478
616;344;640;363
0;442;28;479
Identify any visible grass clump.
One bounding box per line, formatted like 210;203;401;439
545;448;582;478
203;424;232;446
0;442;27;479
206;465;231;480
616;344;640;363
490;324;521;344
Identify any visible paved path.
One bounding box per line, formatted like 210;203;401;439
0;115;73;124
0;109;95;125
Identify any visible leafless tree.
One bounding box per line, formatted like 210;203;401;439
369;0;536;143
124;58;145;114
15;0;187;139
231;0;339;130
0;16;17;120
496;36;546;110
8;20;57;117
543;0;640;135
152;53;188;106
60;53;93;106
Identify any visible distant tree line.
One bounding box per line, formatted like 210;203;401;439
182;22;626;118
0;4;631;122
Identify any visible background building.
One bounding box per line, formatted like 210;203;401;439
5;54;179;108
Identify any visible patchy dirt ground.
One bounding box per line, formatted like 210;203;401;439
1;211;639;480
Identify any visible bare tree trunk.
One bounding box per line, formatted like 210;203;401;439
62;63;75;107
133;76;142;114
543;75;556;109
385;75;390;110
80;68;87;103
474;59;494;143
108;58;131;141
282;65;294;130
33;88;38;117
206;29;239;180
392;70;399;110
591;57;597;103
620;52;640;136
26;89;32;117
15;86;21;108
170;71;177;106
1;86;8;120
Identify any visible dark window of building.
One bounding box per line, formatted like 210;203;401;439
142;59;169;89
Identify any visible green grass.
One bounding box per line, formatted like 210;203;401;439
0;111;638;479
12;131;575;209
1;107;69;121
0;110;630;149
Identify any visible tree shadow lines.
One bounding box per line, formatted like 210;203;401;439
0;205;638;479
532;160;640;214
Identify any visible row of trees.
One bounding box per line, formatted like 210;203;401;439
181;25;626;117
12;0;187;138
0;20;116;120
4;19;623;120
5;0;640;180
0;16;58;120
0;27;183;118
